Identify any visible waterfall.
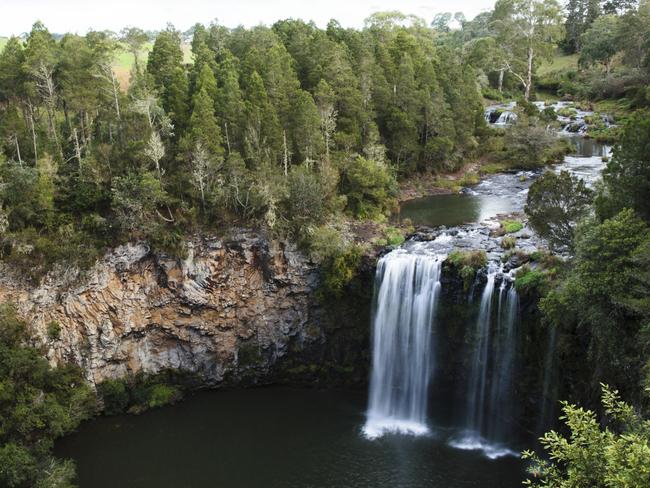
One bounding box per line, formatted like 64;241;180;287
495;111;517;125
451;267;520;458
464;267;498;437
487;284;519;443
537;325;558;435
363;251;443;439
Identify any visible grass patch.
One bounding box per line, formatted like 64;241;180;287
446;250;488;290
112;42;192;89
433;172;479;193
538;53;579;76
433;177;461;193
480;162;508;175
458;172;480;187
501;236;517;249
447;249;488;268
502;220;524;233
556;106;578;118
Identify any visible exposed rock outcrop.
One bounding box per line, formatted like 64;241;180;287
0;230;371;386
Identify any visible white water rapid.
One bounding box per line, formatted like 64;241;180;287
363;251;444;439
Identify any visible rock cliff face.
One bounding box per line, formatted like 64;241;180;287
0;231;371;386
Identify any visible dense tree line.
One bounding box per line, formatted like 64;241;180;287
0;17;487;277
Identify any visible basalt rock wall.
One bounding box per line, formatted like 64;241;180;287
0;230;373;387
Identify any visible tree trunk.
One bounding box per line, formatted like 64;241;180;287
282;130;289;177
224;122;231;156
525;46;534;102
14;135;22;167
28;103;38;166
498;69;505;93
110;68;121;120
73;128;82;169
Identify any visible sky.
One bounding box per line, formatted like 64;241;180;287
1;0;496;36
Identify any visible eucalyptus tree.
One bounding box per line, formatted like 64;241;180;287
491;0;563;101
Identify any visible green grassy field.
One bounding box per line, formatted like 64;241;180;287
113;42;193;88
538;53;579;75
0;37;190;89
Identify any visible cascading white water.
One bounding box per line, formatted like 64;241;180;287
487;284;519;442
451;267;520;458
495;111;517;125
363;251;443;439
464;267;498;436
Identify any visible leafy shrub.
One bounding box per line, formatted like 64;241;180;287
147;384;181;409
0;304;94;488
526;170;593;250
502;114;569;169
46;321;61;341
320;245;363;297
283;165;337;237
98;372;187;416
384;227;405;246
540;107;558;122
523;385;650;487
341;156;398;221
514;266;546;293
458;172;480;187
98;379;130;415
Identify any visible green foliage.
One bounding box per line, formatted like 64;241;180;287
282;165;339;238
146;26;183;112
146;384;181;409
579;15;621;74
97;372;185;416
0;304;95;488
383;226;405;246
525;170;594;250
306;226;364;298
341;156;398;221
523;385;650;488
0;18;495;276
447;249;488;268
46;321;61;341
596;111;650;223
542;0;649;101
502;220;524;233
541;209;650;404
446;250;488;290
514;266;547;293
501;114;569;169
97;379;129;415
321;245;363;298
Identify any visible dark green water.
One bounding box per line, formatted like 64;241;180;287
396;193;514;227
55;388;524;488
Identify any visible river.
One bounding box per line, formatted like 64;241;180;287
398;133;610;228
